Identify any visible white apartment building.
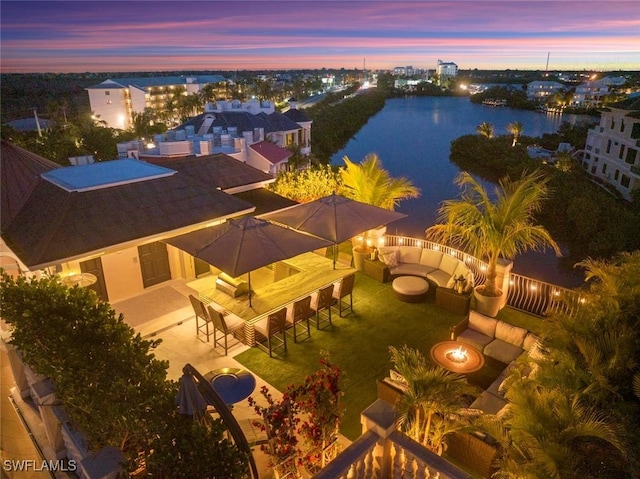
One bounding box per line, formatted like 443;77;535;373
436;60;458;79
393;66;418;76
571;76;628;108
572;80;610;108
86;75;226;129
582;97;640;200
526;81;566;101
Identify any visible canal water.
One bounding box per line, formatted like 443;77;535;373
331;96;593;287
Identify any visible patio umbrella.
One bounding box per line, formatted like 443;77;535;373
164;216;332;306
261;194;407;267
175;371;208;417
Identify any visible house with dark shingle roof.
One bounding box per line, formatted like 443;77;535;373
119;99;313;175
0;141;295;302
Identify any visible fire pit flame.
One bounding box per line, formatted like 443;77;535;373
445;346;468;364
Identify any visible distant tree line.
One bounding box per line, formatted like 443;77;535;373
306;86;386;162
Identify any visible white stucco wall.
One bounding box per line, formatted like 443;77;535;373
87;88;129;129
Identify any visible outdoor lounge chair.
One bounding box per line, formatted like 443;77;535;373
285;296;313;342
207;305;245;355
332;273;355;317
310;285;335;330
253;307;287;357
190;294;213;342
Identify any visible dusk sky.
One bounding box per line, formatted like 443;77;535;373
1;1;639;73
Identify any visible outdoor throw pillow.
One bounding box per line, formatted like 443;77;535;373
380;251;398;268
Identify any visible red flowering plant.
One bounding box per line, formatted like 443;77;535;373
286;353;345;472
247;385;301;477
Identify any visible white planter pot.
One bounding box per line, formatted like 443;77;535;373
473;286;506;318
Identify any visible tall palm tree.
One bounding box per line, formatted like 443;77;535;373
476;121;495;138
507;121;524;147
426;170;559;298
339;153;420;210
389;346;477;454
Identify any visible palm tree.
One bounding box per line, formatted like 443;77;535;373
544;252;640;405
389;346;477;454
199;83;218;110
426;171;559;314
507;121;524;147
476;121;495;138
130;108;157;140
485;375;627;479
339;153;420;210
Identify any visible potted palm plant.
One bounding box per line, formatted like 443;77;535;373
340;153;420;269
426;170;560;317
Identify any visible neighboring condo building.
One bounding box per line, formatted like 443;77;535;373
436;60;458;79
582;97;640;200
86;75;227;129
526;81;566;101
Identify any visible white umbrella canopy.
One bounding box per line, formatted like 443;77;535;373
164;216;333;305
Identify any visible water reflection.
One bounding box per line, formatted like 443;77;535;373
332;96;592;288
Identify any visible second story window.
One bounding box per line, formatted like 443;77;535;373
621;174;630;188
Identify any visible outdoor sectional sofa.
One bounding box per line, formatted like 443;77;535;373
377;245;474;290
375;310;543;477
451;310;542;414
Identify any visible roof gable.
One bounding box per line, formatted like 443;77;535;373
283;108;311;124
250;141;292;165
1;141;59;228
149;154;274;190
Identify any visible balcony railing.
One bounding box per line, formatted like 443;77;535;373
507;273;582;317
383;235;581;318
313;400;473;479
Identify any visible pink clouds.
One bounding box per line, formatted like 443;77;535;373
1;1;638;72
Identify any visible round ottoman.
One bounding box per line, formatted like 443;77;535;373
392;276;429;302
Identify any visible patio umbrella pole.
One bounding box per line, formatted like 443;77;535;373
333;244;337;270
248;272;252;307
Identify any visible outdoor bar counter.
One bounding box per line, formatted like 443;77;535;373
195;252;355;345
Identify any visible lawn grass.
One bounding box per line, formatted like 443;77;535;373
234;272;541;440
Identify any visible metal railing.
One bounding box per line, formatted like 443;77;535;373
507;273;583;317
383;235;582;318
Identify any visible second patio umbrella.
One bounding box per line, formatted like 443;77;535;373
261;193;407;267
164;216;332;306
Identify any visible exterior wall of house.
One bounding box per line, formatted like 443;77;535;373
88;87;129;130
129;87;147;116
298;121;312;154
583;107;640;200
101;247;146;302
245;149;272;174
526;81;565;101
